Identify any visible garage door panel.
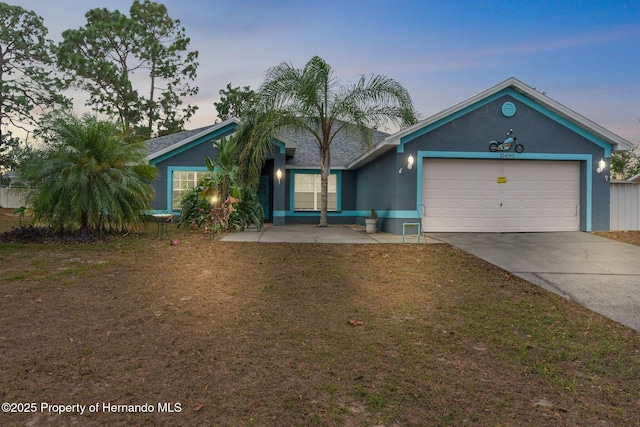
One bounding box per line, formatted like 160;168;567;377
480;200;501;211
422;159;580;232
521;199;541;210
501;217;522;228
439;181;461;191
556;200;579;210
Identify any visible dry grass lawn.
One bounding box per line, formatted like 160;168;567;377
1;211;639;426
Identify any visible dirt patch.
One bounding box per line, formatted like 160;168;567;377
594;230;640;246
1;224;639;426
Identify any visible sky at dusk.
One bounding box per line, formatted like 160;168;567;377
13;0;640;142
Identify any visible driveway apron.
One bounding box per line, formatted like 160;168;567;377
429;232;640;333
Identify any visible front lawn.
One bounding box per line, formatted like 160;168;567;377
1;216;639;426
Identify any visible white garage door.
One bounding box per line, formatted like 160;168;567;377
422;159;580;232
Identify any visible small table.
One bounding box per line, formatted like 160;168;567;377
152;214;173;239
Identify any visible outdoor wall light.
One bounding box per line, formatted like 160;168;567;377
596;158;606;174
276;168;283;184
407;153;414;170
203;187;220;208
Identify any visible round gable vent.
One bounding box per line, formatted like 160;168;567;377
502;102;516;117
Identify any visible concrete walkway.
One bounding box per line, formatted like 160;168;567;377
221;224;438;244
429;232;640;332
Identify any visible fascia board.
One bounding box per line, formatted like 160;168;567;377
284;164;348;170
376;77;633;160
627;172;640;182
271;134;297;156
145;117;240;162
347;135;399;169
508;80;634;152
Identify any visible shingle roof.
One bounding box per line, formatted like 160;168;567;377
145;119;389;169
278;126;389;169
145;125;215;157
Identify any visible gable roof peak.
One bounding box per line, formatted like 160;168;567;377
145;117;240;161
348;77;634;169
389;77;633;152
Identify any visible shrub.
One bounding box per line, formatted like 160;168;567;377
18;113;157;234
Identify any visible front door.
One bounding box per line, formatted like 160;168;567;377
258;175;271;222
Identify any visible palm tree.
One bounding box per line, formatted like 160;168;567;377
204;136;240;204
178;135;264;232
238;56;417;226
20;113;157;234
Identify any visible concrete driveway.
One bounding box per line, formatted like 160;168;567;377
429;232;640;333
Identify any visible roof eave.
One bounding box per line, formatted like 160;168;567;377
506;79;634;152
347;135;400;169
284;164;349;170
627;172;640;182
362;77;634;163
272;134;297;156
145;117;240;162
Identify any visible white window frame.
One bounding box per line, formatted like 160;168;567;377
293;172;337;211
170;169;209;211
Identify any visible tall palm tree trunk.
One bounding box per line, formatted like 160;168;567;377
319;145;330;227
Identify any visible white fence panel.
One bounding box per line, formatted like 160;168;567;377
0;187;30;209
610;182;640;231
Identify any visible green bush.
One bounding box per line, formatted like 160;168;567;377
178;135;264;234
178;181;263;233
19;113;157;234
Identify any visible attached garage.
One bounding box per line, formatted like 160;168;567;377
422;159;580;232
351;78;633;234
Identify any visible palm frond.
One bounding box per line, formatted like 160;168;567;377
18;112;157;234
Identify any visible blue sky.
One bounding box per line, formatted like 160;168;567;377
15;0;640;142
